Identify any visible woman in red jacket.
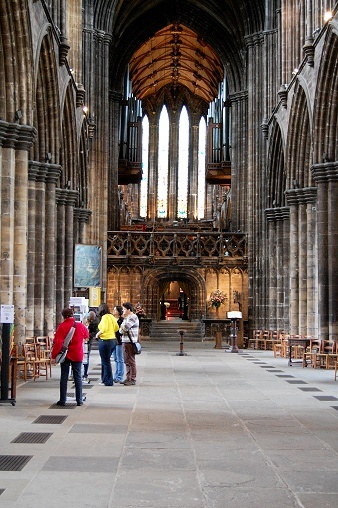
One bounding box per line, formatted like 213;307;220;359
51;308;89;406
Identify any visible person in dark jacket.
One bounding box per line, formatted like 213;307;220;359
51;308;89;406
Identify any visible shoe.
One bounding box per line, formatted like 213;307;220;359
113;379;120;383
56;400;66;406
83;377;90;384
77;396;86;406
122;380;135;386
99;382;105;385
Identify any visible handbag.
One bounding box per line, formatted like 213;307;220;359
127;330;141;355
55;322;76;364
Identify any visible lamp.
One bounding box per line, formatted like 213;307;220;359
15;110;22;121
324;11;333;22
45;152;52;163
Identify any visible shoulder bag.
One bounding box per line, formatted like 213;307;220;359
55;321;76;363
127;330;141;355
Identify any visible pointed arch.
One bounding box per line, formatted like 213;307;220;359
267;119;285;208
0;0;34;122
60;84;78;196
286;81;312;189
32;30;61;165
313;29;338;163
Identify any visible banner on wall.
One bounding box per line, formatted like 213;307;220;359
74;244;101;288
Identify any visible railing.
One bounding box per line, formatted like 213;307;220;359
107;231;247;262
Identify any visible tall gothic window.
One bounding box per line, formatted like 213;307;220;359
140;115;149;218
140;104;208;220
157;106;169;217
198;116;206;219
177;106;189;218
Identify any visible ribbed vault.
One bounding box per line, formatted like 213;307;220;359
92;0;265;94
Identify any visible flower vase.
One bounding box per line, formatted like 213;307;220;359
215;306;220;318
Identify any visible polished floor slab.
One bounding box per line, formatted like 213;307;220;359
0;342;338;507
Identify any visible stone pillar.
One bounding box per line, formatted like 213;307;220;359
44;164;62;335
147;115;159;220
265;207;290;331
108;91;122;230
0;122;36;340
312;162;338;341
65;190;78;306
74;207;92;244
27;161;49;336
56;190;67;323
286;188;318;335
168;114;178;220
188;123;199;220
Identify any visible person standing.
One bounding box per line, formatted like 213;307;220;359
96;303;119;386
83;310;99;383
51;308;89;406
120;302;139;386
112;306;124;383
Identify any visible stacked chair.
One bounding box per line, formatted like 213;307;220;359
15;336;52;381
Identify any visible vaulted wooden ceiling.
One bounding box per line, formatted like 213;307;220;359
96;0;265;96
129;24;224;102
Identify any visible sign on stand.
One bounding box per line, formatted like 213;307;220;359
0;305;15;405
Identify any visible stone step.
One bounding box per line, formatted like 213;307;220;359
150;321;203;341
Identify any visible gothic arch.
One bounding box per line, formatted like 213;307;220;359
142;266;207;320
285;81;312;188
0;0;34;123
60;84;78;194
267;119;285;208
312;29;338;163
31;31;60;164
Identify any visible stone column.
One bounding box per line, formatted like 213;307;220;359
265;207;290;331
0;122;36;340
74;207;92;244
188;123;199;220
147;115;159;220
168;114;178;220
108;91;122;230
312;162;338;341
64;190;78;306
286;187;317;335
44;164;62;335
55;189;67;323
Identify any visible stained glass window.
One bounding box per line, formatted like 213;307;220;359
157;106;169;218
198;117;206;219
177;106;189;218
140;115;149;217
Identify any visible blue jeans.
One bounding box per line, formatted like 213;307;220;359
112;344;124;381
60;359;83;404
98;339;116;385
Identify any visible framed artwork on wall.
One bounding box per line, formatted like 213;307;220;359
74;244;102;288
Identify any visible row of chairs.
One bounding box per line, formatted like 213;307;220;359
273;335;338;370
248;330;285;351
13;336;53;381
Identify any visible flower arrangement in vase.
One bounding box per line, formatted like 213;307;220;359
209;289;227;317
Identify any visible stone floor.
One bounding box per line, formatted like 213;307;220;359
0;341;338;508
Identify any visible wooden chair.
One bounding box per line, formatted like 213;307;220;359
248;330;262;349
302;338;319;367
313;340;335;369
334;361;338;381
14;344;29;381
35;336;52;378
262;330;273;350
